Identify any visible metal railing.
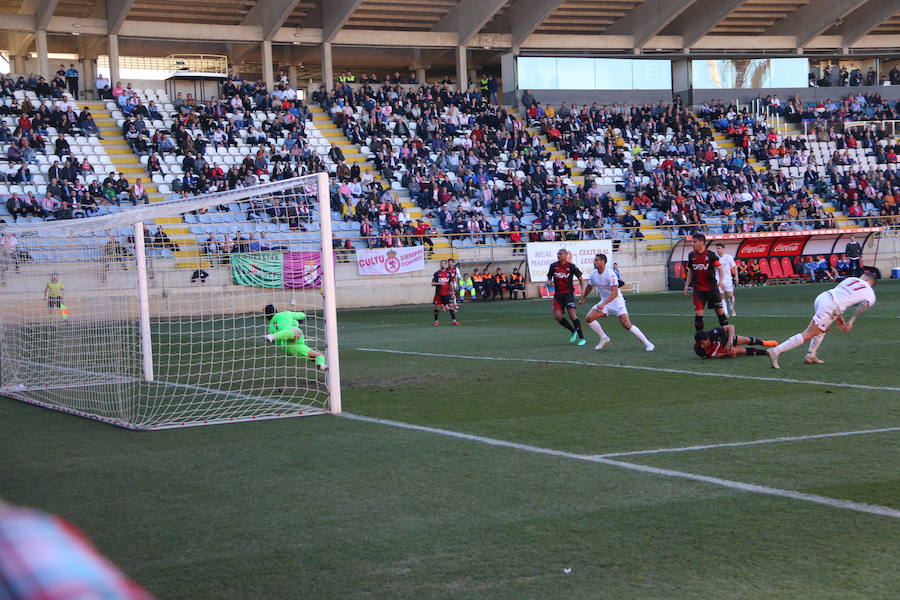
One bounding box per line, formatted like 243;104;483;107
327;215;898;261
802;119;900;138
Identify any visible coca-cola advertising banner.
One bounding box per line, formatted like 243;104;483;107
736;240;774;258
356;246;425;276
769;236;810;257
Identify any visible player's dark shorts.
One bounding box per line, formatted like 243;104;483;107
47;297;62;308
552;292;576;311
692;289;722;311
433;293;453;306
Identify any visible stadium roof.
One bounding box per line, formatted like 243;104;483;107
2;0;900;73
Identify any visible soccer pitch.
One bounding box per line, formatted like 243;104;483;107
2;281;899;599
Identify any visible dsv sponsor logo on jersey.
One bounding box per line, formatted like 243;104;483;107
692;263;710;270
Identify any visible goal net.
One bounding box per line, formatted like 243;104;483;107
0;173;341;430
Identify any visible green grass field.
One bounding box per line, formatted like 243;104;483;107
2;281;899;599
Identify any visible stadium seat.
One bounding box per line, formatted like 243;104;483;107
759;260;772;278
769;258;784;278
829;254;839;268
781;257;796;277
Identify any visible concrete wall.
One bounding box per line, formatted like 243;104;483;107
4;235;895;320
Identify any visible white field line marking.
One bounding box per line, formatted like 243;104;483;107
594;426;900;458
339;412;900;520
355;348;900;393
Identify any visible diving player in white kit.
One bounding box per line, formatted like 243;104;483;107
579;253;655;352
768;273;878;369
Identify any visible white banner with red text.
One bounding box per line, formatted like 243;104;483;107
526;240;613;281
356;246;426;276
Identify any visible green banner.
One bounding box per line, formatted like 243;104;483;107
231;252;284;288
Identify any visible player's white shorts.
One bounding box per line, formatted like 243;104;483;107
812;292;840;330
721;277;734;293
591;300;628;317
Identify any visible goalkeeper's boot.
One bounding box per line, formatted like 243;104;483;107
433;320;439;327
452;320;460;326
762;340;777;347
569;331;579;343
317;363;328;372
264;334;275;343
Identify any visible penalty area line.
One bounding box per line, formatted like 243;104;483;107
339;412;900;520
594;426;900;458
355;348;900;393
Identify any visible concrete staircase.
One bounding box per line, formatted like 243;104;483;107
308;105;454;259
513;109;669;249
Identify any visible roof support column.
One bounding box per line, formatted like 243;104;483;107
11;55;25;75
456;45;467;91
262;39;274;91
416;67;426;85
321;41;333;91
288;64;298;89
108;33;120;86
36;30;49;80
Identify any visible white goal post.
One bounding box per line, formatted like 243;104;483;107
0;173;341;429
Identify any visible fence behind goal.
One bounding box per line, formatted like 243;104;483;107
0;174;341;430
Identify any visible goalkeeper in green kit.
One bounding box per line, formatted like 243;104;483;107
263;304;327;371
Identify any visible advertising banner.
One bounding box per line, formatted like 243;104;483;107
356;246;426;276
526;240;613;281
231;251;321;289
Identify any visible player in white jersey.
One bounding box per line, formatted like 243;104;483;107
769;273;877;369
578;253;654;351
714;242;738;316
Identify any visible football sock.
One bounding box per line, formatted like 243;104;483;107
717;313;730;326
628;325;650;345
572;318;584;339
745;348;767;356
588;320;607;339
774;333;805;355
449;309;458;321
721;296;729;315
558;318;575;333
730;297;735;312
694;316;704;331
808;333;825;355
433;308;439;321
314;355;326;367
747;337;763;345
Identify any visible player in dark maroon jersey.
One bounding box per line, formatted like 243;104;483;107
683;233;730;331
546;249;586;345
693;324;776;359
432;260;459;326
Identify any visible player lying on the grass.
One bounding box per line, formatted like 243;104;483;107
263;304;328;371
432;259;460;326
768;273;877;369
547;248;586;345
693;324;776;359
579;253;654;352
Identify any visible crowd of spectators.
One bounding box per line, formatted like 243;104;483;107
2;65;897;263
